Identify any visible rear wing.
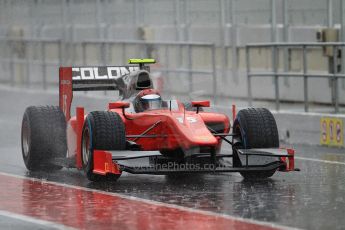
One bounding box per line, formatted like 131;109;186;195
59;59;155;120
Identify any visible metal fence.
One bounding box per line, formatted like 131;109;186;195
0;37;217;100
246;42;345;113
2;0;345;82
0;37;63;89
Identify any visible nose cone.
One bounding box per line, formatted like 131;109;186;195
170;113;218;148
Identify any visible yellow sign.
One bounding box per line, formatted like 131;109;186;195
320;117;343;147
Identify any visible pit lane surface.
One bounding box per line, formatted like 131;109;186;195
0;87;344;230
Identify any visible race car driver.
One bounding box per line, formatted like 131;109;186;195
133;89;162;112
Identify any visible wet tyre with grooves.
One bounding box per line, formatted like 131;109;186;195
82;111;125;182
21;106;67;171
233;108;279;179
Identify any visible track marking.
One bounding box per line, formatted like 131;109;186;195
0;210;76;230
295;156;345;165
0;171;298;230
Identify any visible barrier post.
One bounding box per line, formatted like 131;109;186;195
42;42;47;90
212;45;217;103
188;44;193;100
333;45;339;113
25;40;30;86
273;45;280;111
303;45;309;112
246;46;252;106
9;40;14;86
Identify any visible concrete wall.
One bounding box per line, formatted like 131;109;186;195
1;0;345;107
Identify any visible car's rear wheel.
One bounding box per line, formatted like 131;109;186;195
21;106;67;171
82;111;125;182
233;108;279;179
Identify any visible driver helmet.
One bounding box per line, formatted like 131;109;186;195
134;89;162;112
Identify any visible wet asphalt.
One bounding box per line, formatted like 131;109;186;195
0;86;344;230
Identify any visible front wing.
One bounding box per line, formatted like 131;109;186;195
91;148;295;176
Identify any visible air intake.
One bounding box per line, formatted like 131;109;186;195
136;71;152;89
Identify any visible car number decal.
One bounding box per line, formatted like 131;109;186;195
176;117;197;123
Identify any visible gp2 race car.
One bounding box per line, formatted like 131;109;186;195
21;59;296;182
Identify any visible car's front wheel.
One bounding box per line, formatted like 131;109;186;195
233;108;279;179
82;111;126;182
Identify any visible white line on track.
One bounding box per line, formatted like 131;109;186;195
295;156;345;165
0;171;299;230
0;210;76;230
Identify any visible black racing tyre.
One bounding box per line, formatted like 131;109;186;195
233;108;279;179
21;106;67;171
183;102;204;112
82;111;125;182
233;108;279;149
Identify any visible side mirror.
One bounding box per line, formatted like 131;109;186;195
108;101;130;110
191;100;210;108
191;100;210;113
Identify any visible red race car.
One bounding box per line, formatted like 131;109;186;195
21;59;296;181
